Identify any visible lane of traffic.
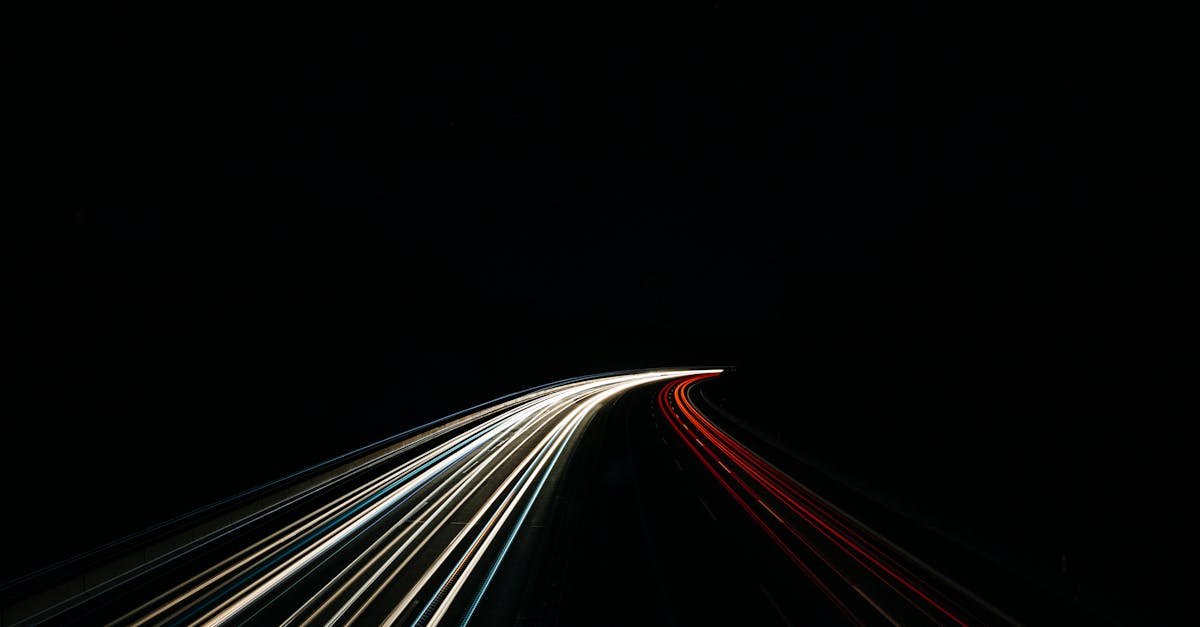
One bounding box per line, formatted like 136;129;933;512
657;374;1019;627
22;369;719;627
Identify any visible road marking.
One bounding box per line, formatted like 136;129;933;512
661;437;669;446
698;498;717;520
852;585;902;627
758;583;794;627
674;459;683;472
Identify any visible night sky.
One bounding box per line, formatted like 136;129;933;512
7;5;1192;624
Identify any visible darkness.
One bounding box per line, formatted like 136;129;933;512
5;5;1191;624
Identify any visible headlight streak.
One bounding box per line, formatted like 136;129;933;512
386;377;686;627
402;397;586;627
91;413;482;625
117;399;554;626
449;381;637;627
658;374;1019;627
185;389;592;626
138;414;512;626
127;390;591;626
360;384;604;624
88;368;719;627
282;396;580;627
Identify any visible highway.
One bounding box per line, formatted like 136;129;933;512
3;368;1098;626
655;374;1022;627
4;370;718;626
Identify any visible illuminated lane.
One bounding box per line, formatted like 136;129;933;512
657;374;1021;627
15;369;718;627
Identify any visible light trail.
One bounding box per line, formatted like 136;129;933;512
657;374;1021;627
9;369;717;627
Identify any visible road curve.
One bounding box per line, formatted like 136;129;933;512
658;373;1022;627
6;369;719;627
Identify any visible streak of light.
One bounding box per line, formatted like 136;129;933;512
85;368;722;627
658;374;1017;627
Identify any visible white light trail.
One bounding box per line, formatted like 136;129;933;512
99;368;720;627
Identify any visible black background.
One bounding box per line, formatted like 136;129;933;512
6;5;1192;624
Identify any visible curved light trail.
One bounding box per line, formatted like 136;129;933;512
12;369;718;627
657;373;1021;627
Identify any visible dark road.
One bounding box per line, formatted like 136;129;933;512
1;369;1115;626
7;6;1186;626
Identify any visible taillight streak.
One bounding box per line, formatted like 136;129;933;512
656;379;867;626
670;383;968;625
659;375;978;627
